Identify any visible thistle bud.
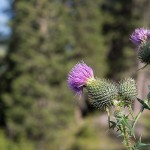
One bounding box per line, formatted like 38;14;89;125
114;106;124;118
138;40;150;64
86;79;118;110
118;78;137;105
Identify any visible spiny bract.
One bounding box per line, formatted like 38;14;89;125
86;79;118;110
138;40;150;64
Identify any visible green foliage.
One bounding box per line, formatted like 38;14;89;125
101;0;137;79
70;0;108;77
0;130;34;150
69;116;123;150
0;0;150;149
110;91;150;150
0;0;74;142
0;0;109;144
132;137;150;150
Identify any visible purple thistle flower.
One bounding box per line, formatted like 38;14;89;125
130;28;150;46
67;62;94;94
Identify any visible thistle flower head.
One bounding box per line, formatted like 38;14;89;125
87;79;118;110
67;62;94;94
130;28;150;46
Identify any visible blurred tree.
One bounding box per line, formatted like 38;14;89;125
0;0;74;148
70;0;108;77
68;0;108;118
101;0;138;80
1;0;149;149
0;0;109;148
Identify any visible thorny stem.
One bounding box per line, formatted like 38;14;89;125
122;124;131;150
114;106;132;150
127;105;135;119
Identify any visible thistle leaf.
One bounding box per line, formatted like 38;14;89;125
137;98;150;110
109;121;117;130
133;137;150;149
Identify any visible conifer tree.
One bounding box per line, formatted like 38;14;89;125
70;0;108;77
65;0;108;115
0;0;73;145
101;0;137;80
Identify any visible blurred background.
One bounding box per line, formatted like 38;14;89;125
0;0;150;150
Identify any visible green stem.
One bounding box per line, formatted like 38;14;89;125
123;124;131;150
106;108;110;128
132;107;144;130
127;105;135;119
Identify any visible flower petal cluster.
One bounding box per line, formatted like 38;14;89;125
130;28;150;46
67;62;94;94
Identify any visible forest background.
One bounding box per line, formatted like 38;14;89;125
0;0;150;150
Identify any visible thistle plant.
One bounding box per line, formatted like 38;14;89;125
131;28;150;69
68;62;118;110
67;28;150;150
